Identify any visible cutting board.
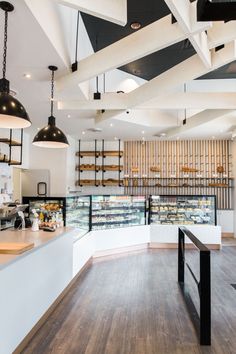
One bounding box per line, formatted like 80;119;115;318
0;242;34;255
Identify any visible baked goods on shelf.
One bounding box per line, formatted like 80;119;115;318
131;167;139;173
208;183;228;187
76;179;101;186
150;166;161;172
76;151;100;157
181;166;199;173
101;151;123;157
217;166;224;173
103;165;123;171
103;179;123;186
76;164;100;171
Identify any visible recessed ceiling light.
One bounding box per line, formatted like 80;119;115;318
130;22;142;30
67;114;71;118
142;130;145;134
133;69;141;75
24;73;31;79
87;128;103;133
82;131;85;135
110;123;113;127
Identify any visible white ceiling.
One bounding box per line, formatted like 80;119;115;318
1;0;236;141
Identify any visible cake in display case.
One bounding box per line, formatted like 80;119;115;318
149;195;216;225
91;195;146;230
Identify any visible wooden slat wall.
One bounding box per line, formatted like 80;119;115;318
124;140;233;210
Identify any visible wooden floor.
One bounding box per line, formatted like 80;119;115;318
22;247;236;354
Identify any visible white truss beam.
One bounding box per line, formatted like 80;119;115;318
58;92;236;111
208;21;236;49
56;15;187;92
165;109;234;138
94;41;236;123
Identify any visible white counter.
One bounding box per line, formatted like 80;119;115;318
0;227;89;354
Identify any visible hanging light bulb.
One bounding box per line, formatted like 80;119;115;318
32;66;69;148
0;2;31;128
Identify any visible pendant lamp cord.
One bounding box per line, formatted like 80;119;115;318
2;10;8;79
75;11;79;63
51;69;55;116
184;83;186;120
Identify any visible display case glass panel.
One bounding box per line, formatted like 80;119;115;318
65;196;90;234
149;195;216;225
22;197;65;226
91;195;146;230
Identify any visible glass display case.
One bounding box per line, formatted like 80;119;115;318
149;195;216;225
22;196;91;236
91;195;146;230
22;197;66;225
65;196;90;234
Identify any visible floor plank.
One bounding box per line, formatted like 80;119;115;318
22;248;236;354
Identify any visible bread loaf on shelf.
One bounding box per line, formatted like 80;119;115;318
181;166;199;173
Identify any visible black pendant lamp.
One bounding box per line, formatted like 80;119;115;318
32;66;69;148
0;2;31;128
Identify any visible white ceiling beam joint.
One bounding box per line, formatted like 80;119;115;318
164;0;212;68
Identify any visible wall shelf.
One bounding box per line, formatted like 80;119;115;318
0;129;23;166
77;140;123;188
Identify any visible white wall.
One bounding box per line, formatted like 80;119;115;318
217;210;234;234
27;131;67;196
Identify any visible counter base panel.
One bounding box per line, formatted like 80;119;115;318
149;242;221;250
14;257;92;354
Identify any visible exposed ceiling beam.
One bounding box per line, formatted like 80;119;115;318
164;109;234;138
58;92;236;110
94;41;236;123
56;15;186;92
56;12;211;92
164;0;211;67
208;21;236;49
54;0;127;26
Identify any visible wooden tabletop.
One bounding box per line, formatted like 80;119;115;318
0;227;76;269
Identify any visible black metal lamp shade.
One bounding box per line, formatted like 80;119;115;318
32;116;69;148
0;1;31;129
0;81;31;128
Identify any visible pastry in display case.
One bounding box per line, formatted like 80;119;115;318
91;195;146;230
22;197;65;227
65;196;90;233
149;195;216;225
23;196;91;235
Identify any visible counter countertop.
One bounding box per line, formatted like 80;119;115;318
0;227;77;270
